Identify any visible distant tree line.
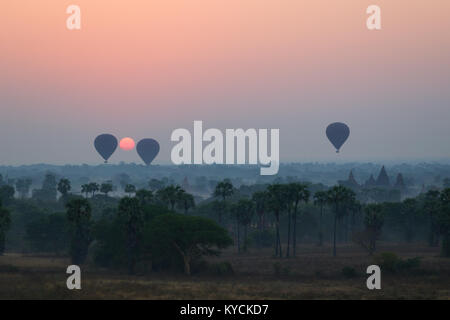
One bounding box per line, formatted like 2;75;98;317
0;172;449;277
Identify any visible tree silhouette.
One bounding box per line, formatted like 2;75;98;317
0;201;11;255
401;198;418;243
88;182;99;198
424;190;441;247
213;179;234;224
118;197;143;274
0;185;15;206
147;214;232;275
157;185;183;211
438;188;450;257
81;184;89;198
252;191;267;233
290;183;310;257
57;178;71;197
177;191;195;214
124;184;136;196
363;204;384;255
135;189;153;206
231;199;254;253
314;190;328;246
66;198;92;264
100;182;113;197
267;184;287;258
326;185;355;257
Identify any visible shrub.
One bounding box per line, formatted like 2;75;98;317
374;252;400;273
374;252;421;273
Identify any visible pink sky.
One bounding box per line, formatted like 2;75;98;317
1;0;449;164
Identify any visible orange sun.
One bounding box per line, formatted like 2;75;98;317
119;137;135;151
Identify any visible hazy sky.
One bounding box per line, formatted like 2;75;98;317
1;0;449;165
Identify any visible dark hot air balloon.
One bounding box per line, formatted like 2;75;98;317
94;134;118;163
326;122;350;153
136;138;160;165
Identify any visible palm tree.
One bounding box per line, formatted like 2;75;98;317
314;190;327;246
252;191;267;232
326;185;355;257
290;183;310;257
363;204;384;255
401;198;418;243
231;199;254;252
213;179;234;224
281;184;295;258
124;184;136;197
214;179;234;201
424;190;441;247
81;184;89;198
100;182;113;197
157;185;182;211
88;182;99;198
66;198;92;264
118;197;143;274
0;202;11;256
57;178;71;197
439;188;450;257
348;199;362;240
267;184;287;258
135;189;153;206
177;191;195;214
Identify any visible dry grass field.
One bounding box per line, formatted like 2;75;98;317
0;243;449;300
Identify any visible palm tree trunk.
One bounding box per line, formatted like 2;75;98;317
293;203;298;257
236;219;240;253
286;210;291;258
275;214;278;257
277;212;282;258
318;205;323;246
333;208;338;257
244;225;248;252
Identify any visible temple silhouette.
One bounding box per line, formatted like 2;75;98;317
339;166;407;192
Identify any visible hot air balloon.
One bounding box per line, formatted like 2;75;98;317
136;138;160;165
94;134;118;163
326;122;350;153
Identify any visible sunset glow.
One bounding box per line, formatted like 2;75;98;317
0;1;449;164
119;137;135;151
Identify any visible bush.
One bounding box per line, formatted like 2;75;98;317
374;252;421;273
374;252;400;273
341;266;358;278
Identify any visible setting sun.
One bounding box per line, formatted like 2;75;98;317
119;137;135;151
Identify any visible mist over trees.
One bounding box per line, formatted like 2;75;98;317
0;162;449;276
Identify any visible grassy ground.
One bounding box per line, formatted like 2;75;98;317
0;243;449;299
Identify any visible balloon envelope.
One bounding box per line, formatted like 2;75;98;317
326;122;350;153
136;138;160;165
94;134;118;163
